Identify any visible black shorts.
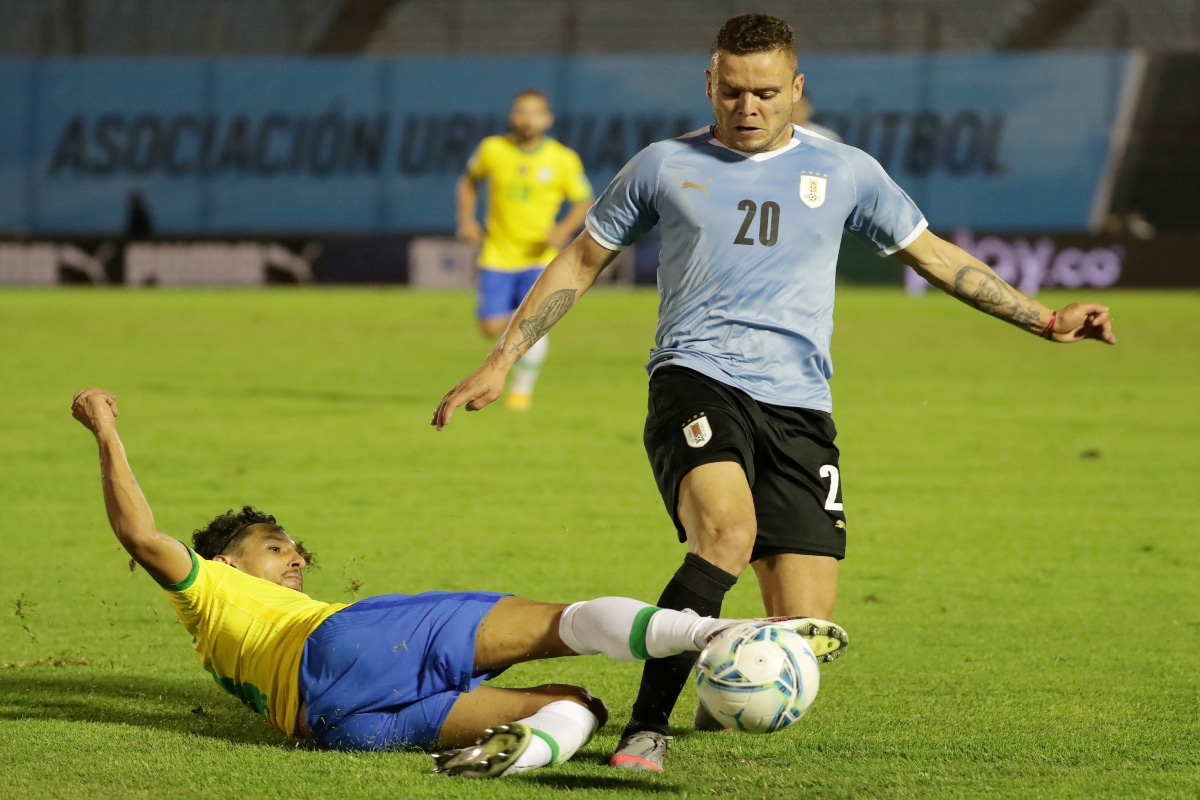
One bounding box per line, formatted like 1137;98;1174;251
643;365;847;562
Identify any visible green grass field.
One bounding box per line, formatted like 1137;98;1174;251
1;287;1197;799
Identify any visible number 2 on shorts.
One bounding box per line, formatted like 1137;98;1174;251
819;465;843;511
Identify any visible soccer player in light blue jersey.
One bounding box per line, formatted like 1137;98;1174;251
433;13;1116;773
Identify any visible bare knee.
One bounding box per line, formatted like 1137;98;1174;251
752;554;839;618
690;521;756;574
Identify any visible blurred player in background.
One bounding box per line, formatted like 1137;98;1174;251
434;13;1115;773
457;89;594;411
72;387;843;778
790;90;842;142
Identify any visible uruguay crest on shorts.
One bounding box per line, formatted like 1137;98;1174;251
682;413;712;448
799;173;827;209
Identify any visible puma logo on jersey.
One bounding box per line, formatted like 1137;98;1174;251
682;179;712;196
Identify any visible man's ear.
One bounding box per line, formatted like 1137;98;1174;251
212;554;234;568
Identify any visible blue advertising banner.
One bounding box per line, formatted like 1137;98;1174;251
0;52;1135;235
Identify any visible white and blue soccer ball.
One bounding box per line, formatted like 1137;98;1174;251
695;621;821;734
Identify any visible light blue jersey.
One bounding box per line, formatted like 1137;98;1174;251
586;125;927;412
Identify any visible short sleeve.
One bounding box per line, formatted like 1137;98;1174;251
842;149;928;256
465;139;490;180
585;144;666;250
159;546;201;591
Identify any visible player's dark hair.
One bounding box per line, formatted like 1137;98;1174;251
711;14;797;70
191;505;313;567
512;87;549;106
192;506;277;558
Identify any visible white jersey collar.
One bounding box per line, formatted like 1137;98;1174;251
706;125;802;162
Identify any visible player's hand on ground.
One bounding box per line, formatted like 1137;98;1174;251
72;388;119;434
457;218;484;245
1049;303;1117;345
431;366;507;430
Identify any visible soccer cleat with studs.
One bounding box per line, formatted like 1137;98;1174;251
762;616;849;662
431;722;532;778
706;616;849;663
609;730;672;772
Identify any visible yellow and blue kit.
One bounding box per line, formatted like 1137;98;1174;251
466;134;592;271
161;548;507;750
161;548;347;736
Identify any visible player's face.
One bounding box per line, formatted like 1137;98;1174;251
707;49;804;154
509;95;553;144
217;525;308;592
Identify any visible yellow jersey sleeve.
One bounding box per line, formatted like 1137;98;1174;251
473;136;593;271
161;549;347;736
464;138;493;182
557;145;593;204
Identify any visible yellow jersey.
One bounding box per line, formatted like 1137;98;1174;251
466;135;592;271
161;548;348;736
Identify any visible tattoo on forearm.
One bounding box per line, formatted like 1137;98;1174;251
507;289;576;355
953;265;1041;329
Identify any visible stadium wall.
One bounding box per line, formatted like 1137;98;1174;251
0;51;1137;237
1;229;1193;289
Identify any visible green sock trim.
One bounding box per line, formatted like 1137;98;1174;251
629;606;659;661
530;727;560;766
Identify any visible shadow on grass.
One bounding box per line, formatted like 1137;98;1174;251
509;750;682;793
525;773;681;793
0;671;305;748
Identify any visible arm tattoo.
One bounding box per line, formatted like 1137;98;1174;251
953;265;1041;329
506;289;576;355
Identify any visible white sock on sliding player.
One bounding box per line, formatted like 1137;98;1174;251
503;699;599;773
558;597;732;661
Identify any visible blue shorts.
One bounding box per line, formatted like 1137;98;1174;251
477;266;544;320
298;591;507;752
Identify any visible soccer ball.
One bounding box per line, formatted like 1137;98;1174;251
695;621;821;734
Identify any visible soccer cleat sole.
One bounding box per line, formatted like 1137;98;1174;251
610;754;663;772
431;722;532;778
763;616;849;662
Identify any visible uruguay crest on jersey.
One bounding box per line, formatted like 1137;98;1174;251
800;173;827;209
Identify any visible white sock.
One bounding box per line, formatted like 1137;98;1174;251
646;608;731;656
558;597;734;661
506;700;599;773
510;335;549;395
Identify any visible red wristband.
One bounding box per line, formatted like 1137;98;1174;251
1041;310;1057;340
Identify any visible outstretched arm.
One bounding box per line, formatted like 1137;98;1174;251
895;230;1117;344
72;388;192;585
431;232;619;429
455;175;484;244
